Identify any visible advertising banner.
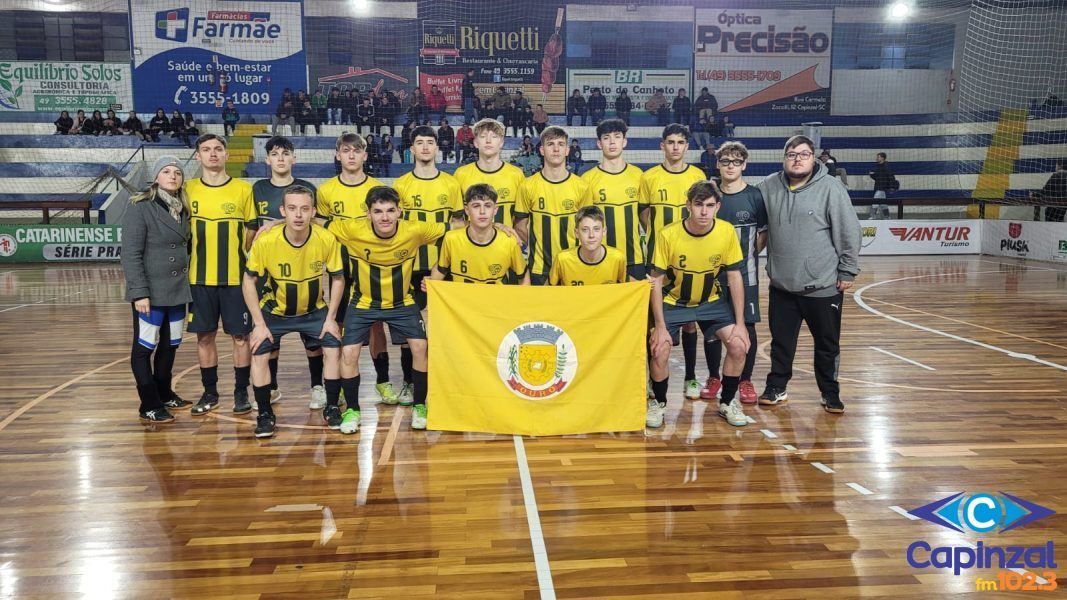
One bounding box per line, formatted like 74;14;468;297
981;220;1067;262
129;0;306;112
0;224;122;263
858;220;981;255
0;62;133;113
694;9;832;114
308;16;418;102
566;69;691;115
417;1;566;113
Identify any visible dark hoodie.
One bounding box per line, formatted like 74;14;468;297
757;161;861;297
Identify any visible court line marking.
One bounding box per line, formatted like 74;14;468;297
760;429;778;439
0;289;93;313
376;408;404;466
513;435;556;600
782;444;797;451
854;272;1067;372
846;482;873;496
0;355;127;433
869;346;936;371
811;462;834;474
889;506;919;520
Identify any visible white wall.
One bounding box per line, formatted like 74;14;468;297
831;69;954;116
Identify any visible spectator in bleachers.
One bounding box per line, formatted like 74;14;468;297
672;88;691;126
566;89;587;126
438;118;456;163
568;139;583;172
312;89;328;127
399;121;414;163
818;150;839;178
532;103;549;135
182;112;199;147
480;96;494;122
588;88;607;125
222;101;239;137
461;68;476;123
84;110;105;136
869;152;896;219
382;90;401;137
170;109;187;142
427;85;447;123
700;144;716;173
365;134;380;176
272;96;296;136
148;108;169;142
326;89;343;125
456;121;475;164
343;89;360;126
296;89;308;109
692;117;712;150
298;99;319;135
645;89;670;126
614;89;633;125
720;114;735;138
54;110;73;134
70;109;88;134
1031;159;1067;221
512;136;541;176
123;111;146;141
378;135;395;177
492;86;511;123
471;95;483;121
694;87;718;124
408;87;425;124
356;97;377;136
512;90;531;136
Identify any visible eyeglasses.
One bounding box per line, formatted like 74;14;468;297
717;159;744;167
785;151;814;161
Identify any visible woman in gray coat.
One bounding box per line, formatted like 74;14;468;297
121;156;192;423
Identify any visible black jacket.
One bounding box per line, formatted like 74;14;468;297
871;162;895;192
588;94;606;112
614;95;633;112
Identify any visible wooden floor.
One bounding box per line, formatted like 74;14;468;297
0;256;1065;599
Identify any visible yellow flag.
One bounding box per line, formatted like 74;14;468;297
427;280;647;435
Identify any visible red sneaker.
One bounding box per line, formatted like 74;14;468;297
739;380;758;404
699;377;721;400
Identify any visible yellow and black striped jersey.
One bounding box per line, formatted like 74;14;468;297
328;219;446;310
186;177;258;286
514;172;590;277
651;219;743;308
437;227;526;284
245;224;344;317
315;173;384;221
581;164;645;266
548;246;627;286
453;161;525;228
394;170;463;273
639;164;706;261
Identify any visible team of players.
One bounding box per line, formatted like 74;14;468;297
180;118;786;438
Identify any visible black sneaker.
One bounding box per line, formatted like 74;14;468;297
821;395;845;414
164;393;193;410
758;386;788;406
233;389;252;415
191;392;219;415
254;413;276;438
322;405;342;430
139;408;175;423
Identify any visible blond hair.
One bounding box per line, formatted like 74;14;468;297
130;183;190;212
472;118;505;138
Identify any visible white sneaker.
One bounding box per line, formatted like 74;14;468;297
646;380;655;399
411;404;428;430
646;399;665;429
683;379;702;399
718;399;749;427
309;385;326;409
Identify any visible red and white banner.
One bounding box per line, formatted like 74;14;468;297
859;220;981;255
981;220;1067;262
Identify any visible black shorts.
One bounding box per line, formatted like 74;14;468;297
410;270;430;310
529;272;549;286
342;303;426;346
187;285;253;335
660;299;736;345
627;264;647;281
253;307;341;355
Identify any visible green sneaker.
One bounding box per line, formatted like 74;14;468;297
376;382;399;405
398;382;414;406
411;404;427;430
339;408;361;434
684;379;702;399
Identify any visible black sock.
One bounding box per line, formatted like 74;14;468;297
706;340;722;380
268;358;279;390
200;366;218;395
325;378;341;407
253;384;273;416
400;346;414;384
341;375;360;410
682;330;698;380
720;375;740;405
651;378;669;406
741;323;758;381
234;365;251;392
308;354;324;387
413;369;427;406
372;352;390;384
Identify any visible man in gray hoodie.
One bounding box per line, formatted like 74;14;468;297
757;135;861;414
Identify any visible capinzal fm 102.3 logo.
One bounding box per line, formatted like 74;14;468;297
907;492;1058;592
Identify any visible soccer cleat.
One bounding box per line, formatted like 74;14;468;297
309;385;326;410
233;389;253;415
738;380;758;405
270;389;282;404
718;399;749;427
398;382;414;406
699;377;721;400
191;392;219;415
683;379;702;399
322;405;343;430
254;413;276;438
164;393;193;410
758;386;788;406
821;395;846;414
139;408;175;424
411;404;428;430
339;408;361;434
645;399;665;429
376;382;400;405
